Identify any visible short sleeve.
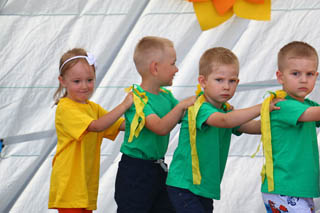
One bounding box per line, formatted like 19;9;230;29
56;102;94;140
304;99;320;127
196;103;218;130
103;116;124;140
273;100;310;126
95;104;124;140
232;126;242;136
143;103;154;117
166;89;179;107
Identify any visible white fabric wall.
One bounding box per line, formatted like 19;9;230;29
0;0;320;212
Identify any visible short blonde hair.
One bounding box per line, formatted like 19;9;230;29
133;36;174;72
199;47;239;78
278;41;318;71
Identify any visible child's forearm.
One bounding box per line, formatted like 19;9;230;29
145;103;186;136
207;104;261;128
238;120;261;134
87;102;129;132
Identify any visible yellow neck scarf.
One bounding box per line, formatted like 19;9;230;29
125;85;148;142
188;84;231;185
125;85;170;142
260;90;287;192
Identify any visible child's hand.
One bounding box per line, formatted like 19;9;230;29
269;98;284;112
179;96;197;110
122;92;133;110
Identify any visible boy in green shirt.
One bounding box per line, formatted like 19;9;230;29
166;47;281;213
114;36;195;213
261;41;320;213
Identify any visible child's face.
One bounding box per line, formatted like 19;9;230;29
59;61;95;104
199;64;239;108
276;57;318;102
155;46;178;86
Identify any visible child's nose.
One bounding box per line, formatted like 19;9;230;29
300;74;307;82
81;81;88;89
223;82;230;89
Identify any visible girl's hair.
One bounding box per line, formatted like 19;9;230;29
53;48;94;105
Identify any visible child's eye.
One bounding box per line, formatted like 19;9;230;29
73;80;80;83
215;79;223;82
229;79;237;83
292;72;299;76
88;79;94;82
307;72;315;76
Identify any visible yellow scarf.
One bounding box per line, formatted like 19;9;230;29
259;90;287;192
125;85;148;142
188;84;231;185
125;85;170;142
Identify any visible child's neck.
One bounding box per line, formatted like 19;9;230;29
282;89;305;102
203;93;223;109
140;81;161;95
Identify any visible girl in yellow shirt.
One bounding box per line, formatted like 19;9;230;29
48;48;132;213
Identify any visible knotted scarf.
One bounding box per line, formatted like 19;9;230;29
259;90;287;192
125;85;170;142
188;84;231;184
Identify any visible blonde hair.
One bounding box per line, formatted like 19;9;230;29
278;41;318;71
199;47;239;78
53;48;94;105
133;36;174;73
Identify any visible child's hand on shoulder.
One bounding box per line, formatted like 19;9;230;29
179;96;197;110
269;98;284;112
122;92;133;110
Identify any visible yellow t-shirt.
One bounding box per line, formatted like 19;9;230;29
48;98;124;210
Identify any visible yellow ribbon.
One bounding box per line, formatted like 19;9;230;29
259;90;287;192
188;84;231;184
125;85;148;142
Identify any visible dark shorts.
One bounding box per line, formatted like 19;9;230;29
114;154;175;213
167;185;213;213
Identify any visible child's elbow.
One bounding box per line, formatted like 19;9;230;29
87;121;104;132
207;117;233;128
149;127;169;136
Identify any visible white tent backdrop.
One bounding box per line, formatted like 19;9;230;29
1;0;320;212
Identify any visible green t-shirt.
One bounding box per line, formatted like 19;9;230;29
120;86;179;160
166;102;241;199
261;95;320;198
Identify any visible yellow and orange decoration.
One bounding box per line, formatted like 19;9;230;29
187;0;271;30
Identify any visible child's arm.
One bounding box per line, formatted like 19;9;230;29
119;121;126;131
298;107;320;122
87;93;133;132
207;99;282;129
144;96;196;136
237;120;261;134
206;104;261;128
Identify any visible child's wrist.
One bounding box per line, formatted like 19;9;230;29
178;102;187;111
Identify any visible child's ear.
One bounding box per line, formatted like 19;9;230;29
198;75;206;88
58;76;66;87
149;61;158;76
276;70;284;84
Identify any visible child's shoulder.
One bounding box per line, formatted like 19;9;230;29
57;98;101;112
279;97;319;107
304;98;320;107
